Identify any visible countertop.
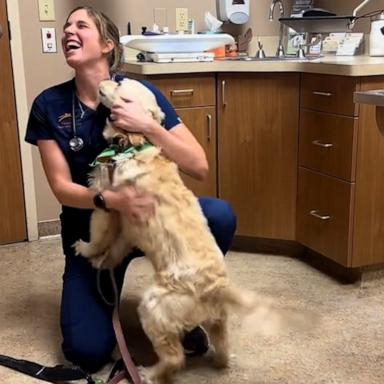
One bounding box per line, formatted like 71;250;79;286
121;55;384;77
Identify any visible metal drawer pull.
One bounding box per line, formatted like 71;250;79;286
222;80;227;107
311;140;333;148
206;114;212;142
310;209;331;220
170;89;194;96
313;91;333;97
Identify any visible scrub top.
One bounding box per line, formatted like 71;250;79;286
25;75;181;249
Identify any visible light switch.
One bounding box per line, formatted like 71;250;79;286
176;8;188;32
38;0;55;21
41;27;57;53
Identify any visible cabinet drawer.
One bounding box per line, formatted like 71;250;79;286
149;74;215;108
296;168;354;266
300;73;359;116
299;110;358;181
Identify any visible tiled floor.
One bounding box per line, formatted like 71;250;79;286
0;237;384;383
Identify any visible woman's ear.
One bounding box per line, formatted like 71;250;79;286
101;38;114;55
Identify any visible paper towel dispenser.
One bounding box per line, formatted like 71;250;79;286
217;0;250;24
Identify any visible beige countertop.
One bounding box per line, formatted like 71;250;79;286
121;55;384;77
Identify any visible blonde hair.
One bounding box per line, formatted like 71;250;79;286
66;6;123;73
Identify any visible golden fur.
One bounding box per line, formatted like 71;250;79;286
74;79;307;384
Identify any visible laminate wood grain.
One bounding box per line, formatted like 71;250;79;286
149;74;215;108
301;73;360;116
176;107;217;197
0;0;27;244
299;109;358;181
297;167;354;267
352;76;384;267
218;73;300;240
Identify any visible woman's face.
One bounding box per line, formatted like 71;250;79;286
62;9;113;70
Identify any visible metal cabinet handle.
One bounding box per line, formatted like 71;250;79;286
313;91;333;97
206;114;212;142
310;209;331;220
221;80;227;107
311;139;333;148
170;89;194;97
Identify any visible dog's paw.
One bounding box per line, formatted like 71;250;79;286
72;240;89;257
138;366;156;384
211;351;235;370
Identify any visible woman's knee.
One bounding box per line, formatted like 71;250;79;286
198;197;237;254
61;322;115;372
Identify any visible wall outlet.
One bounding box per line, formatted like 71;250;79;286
176;8;188;32
41;27;57;53
38;0;55;21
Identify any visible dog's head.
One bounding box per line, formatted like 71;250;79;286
98;79;165;124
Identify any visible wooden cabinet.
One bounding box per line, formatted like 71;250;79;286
297;73;384;267
297;168;355;266
122;67;384;268
299;109;358;181
353;77;384;267
146;74;217;197
217;73;300;240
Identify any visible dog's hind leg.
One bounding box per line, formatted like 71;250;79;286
204;311;230;369
138;289;189;383
140;332;184;384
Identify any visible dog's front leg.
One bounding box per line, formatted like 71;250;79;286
73;209;120;267
99;231;133;269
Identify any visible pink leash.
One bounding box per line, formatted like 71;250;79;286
107;270;142;384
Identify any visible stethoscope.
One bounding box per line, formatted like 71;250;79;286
69;92;85;152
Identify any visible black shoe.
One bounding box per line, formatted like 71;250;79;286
182;326;209;357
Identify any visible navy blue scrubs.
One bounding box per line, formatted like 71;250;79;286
25;75;236;372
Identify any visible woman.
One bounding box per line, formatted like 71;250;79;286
25;6;236;373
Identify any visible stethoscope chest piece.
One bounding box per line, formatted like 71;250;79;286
69;91;85;152
69;136;84;152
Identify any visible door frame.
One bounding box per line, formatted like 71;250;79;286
6;0;38;241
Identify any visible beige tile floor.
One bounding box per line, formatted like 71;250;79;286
0;237;384;383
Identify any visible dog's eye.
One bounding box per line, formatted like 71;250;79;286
99;90;106;97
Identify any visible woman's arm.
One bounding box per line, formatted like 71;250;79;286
110;98;209;181
37;140;156;221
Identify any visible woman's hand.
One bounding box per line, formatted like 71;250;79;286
103;186;156;223
110;97;154;135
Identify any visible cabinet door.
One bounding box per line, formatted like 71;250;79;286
0;0;27;244
176;107;217;197
353;76;384;267
218;73;300;240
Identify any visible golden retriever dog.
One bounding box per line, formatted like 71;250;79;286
74;79;307;384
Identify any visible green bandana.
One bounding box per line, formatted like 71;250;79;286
90;142;152;167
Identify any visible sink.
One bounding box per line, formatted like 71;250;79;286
216;56;319;62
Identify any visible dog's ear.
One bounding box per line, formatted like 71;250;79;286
148;106;165;125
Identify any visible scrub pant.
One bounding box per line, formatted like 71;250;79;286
60;197;236;372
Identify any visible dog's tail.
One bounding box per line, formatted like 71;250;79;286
220;284;315;335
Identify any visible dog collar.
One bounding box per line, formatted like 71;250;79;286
90;142;152;167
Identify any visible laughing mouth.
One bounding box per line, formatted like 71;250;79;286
65;40;81;53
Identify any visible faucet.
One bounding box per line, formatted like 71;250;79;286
269;0;285;57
